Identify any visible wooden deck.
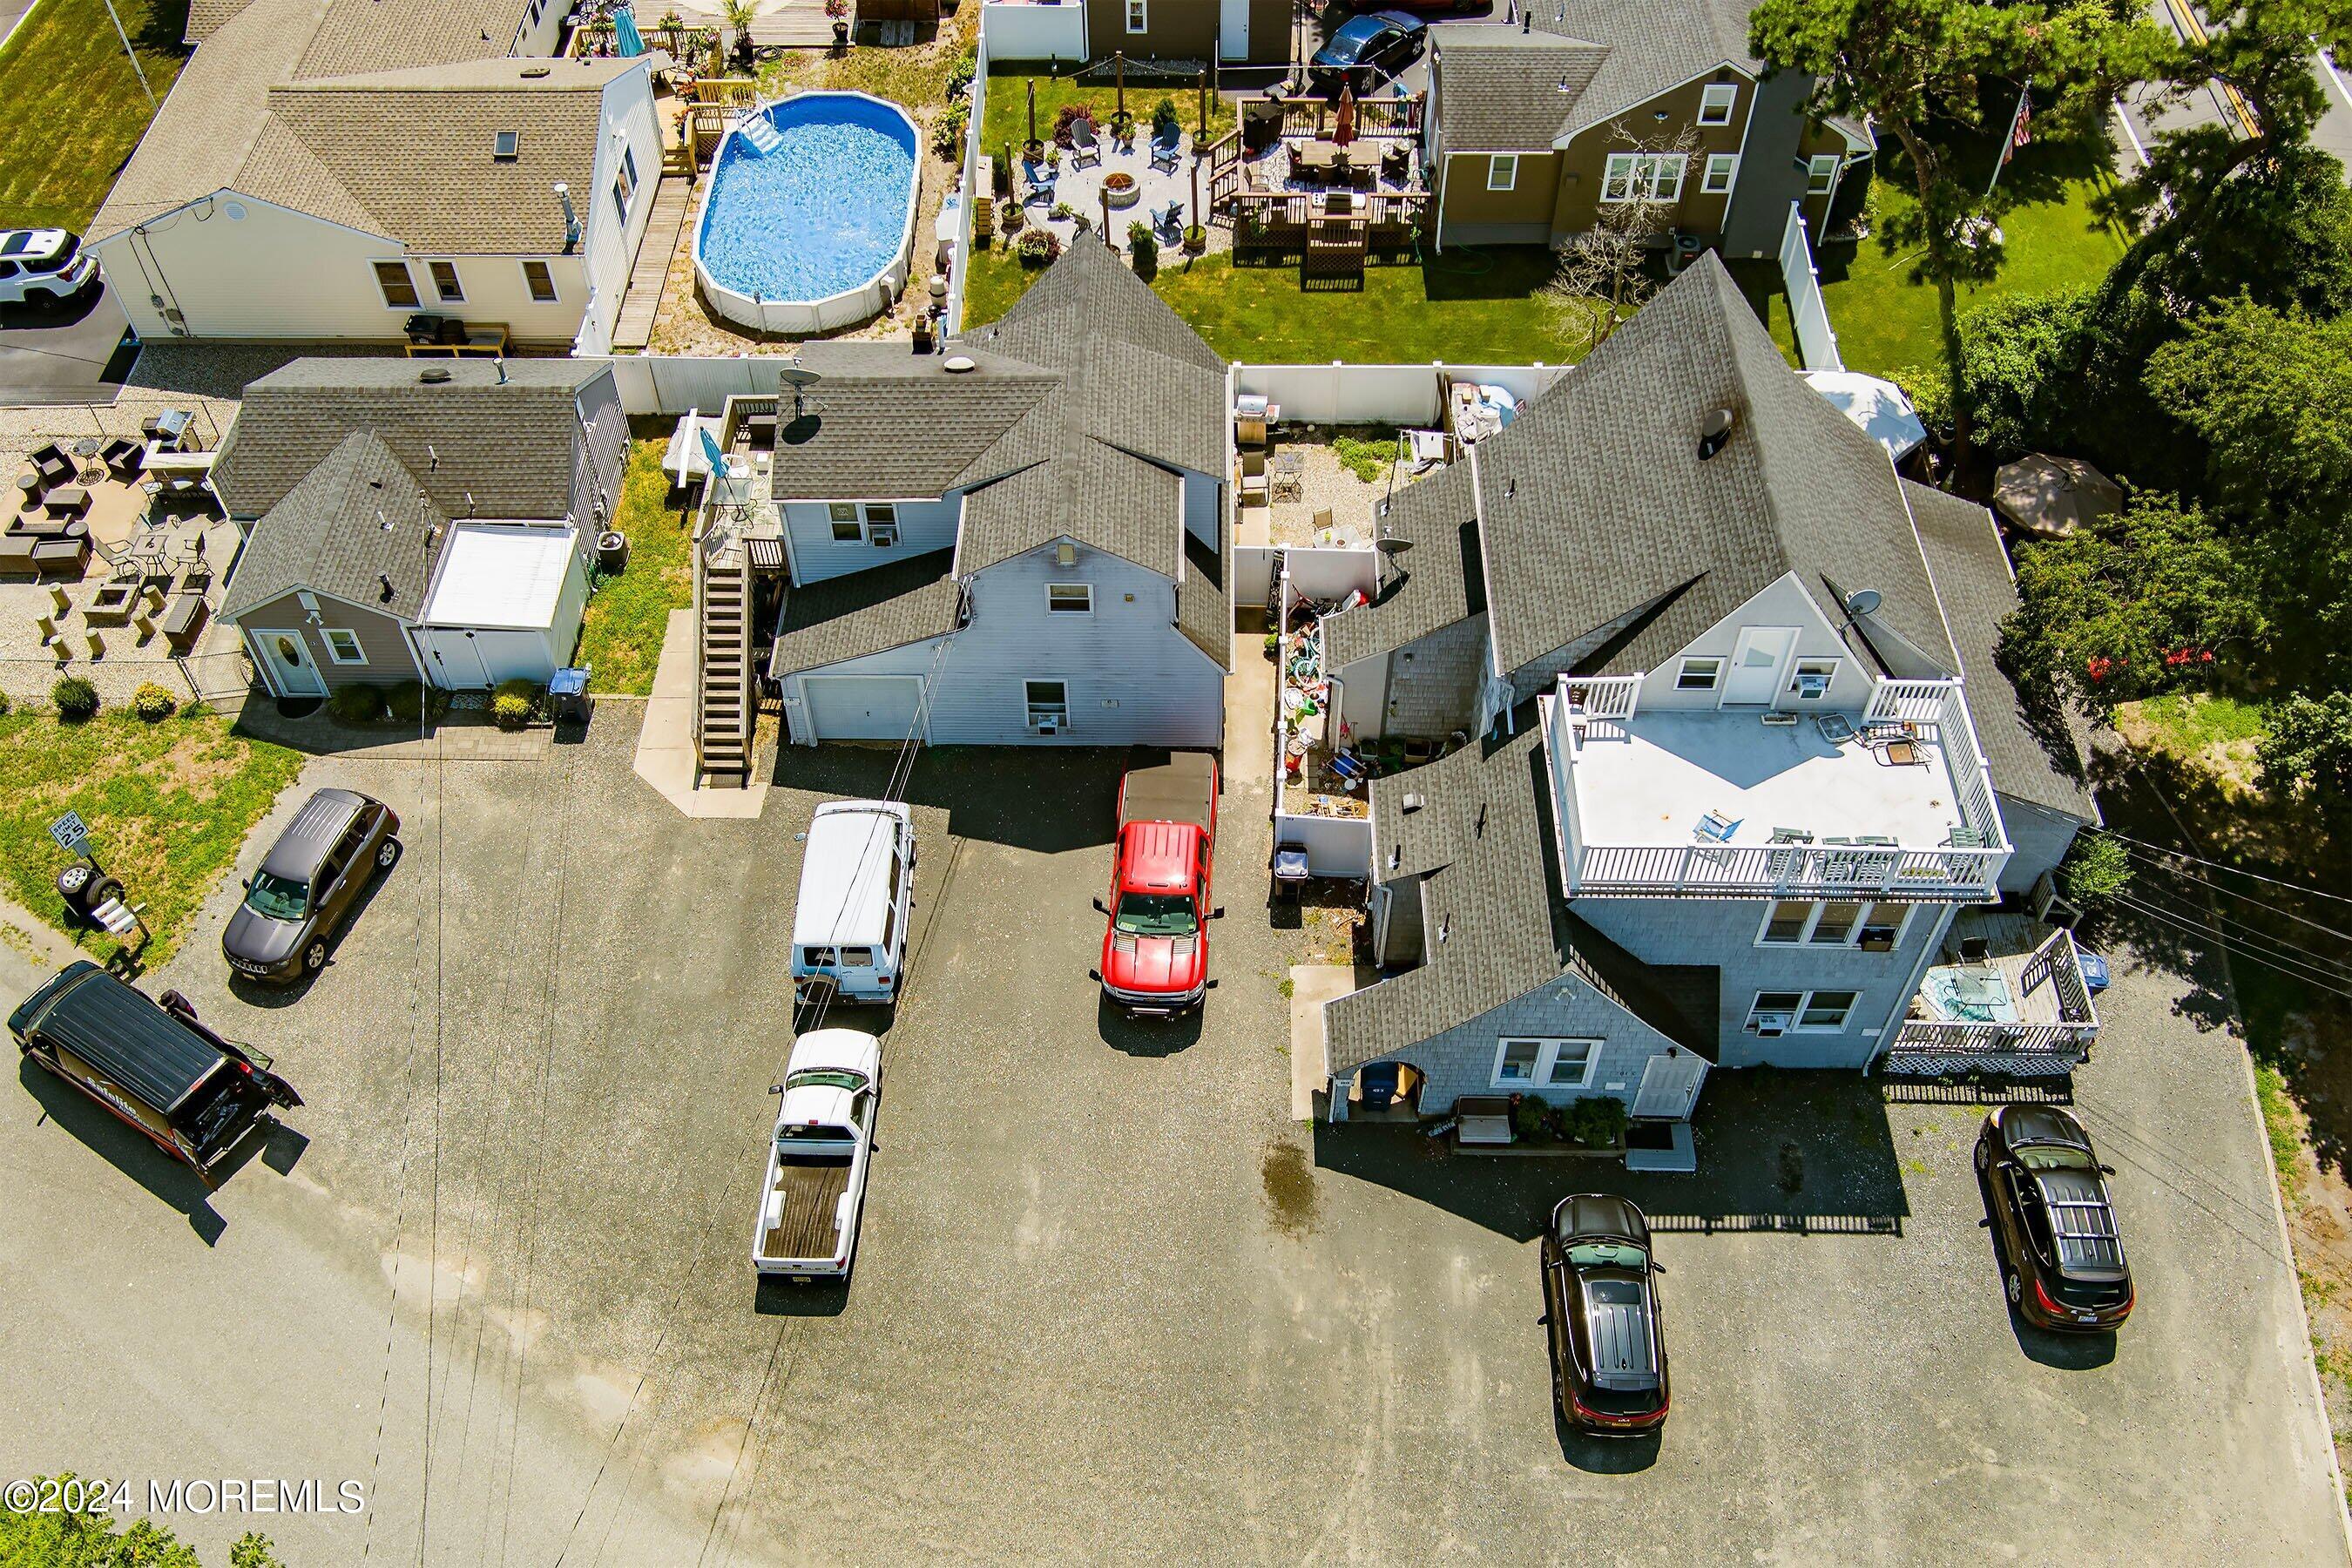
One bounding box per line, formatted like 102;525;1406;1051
671;0;838;46
612;173;693;353
758;1159;851;1263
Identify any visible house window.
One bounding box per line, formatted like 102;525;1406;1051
829;504;862;542
864;502;897;545
1699;83;1738;126
1761;901;1813;944
612;149;638;225
1047;584;1092;614
374;260;420;308
1675;655;1722;692
429;260;463;303
493;130;520;161
1125;0;1147;32
1857;904;1911;950
521;260;558;302
1808;901;1865;945
1025;679;1070;730
1702;152;1740;194
1746;991;1802;1035
1808;154;1841;195
1494;1037;1598;1089
321;626;366;666
1789;657;1836;701
1488;154;1517;192
1799;990;1859;1031
1601;152;1684;204
1757;900;1913;949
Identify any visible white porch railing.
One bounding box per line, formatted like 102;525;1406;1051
1880;929;2101;1071
1562;674;1640;721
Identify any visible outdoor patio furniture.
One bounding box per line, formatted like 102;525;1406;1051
14;471;42;506
1240;449;1268;506
43;486;90;521
1150;132;1181;174
1068;116;1102;169
160;589;207;652
140;409;194;449
1294;140;1338;180
1153;199;1183;240
1311;507;1334;537
99;437;143;480
1270;450;1305;504
30;537;88;577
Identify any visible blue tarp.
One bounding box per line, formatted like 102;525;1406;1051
613;3;645;57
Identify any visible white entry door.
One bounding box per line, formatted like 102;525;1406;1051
1720;625;1797;706
253;628;326;697
1632;1048;1707;1120
1220;0;1248;60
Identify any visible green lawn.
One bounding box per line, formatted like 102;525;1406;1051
0;709;304;969
1812;132;2132;378
575;420;697;696
0;0;189;232
965;245;1595;363
980;66;1237;171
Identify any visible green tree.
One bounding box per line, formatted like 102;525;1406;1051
2258;692;2352;824
2056;833;2132;909
0;1479;282;1566
2003;492;2265;705
1750;0;2166;469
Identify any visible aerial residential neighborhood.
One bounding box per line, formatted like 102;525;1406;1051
3;0;2351;1561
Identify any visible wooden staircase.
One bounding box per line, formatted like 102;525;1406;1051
1302;210;1368;290
696;530;754;786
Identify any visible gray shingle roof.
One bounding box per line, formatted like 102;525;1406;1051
212;357;604;522
769;551;963;677
93;0;631;251
1429;28;1608;152
1176;521;1232;671
1904;479;2099;823
1475;254;1959;681
1327;727;1717;1072
957;437;1182;579
1319;458;1484;669
763;348;1058;502
185;0;260;44
219;430;449;622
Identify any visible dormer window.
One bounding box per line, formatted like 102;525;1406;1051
494;131;520;161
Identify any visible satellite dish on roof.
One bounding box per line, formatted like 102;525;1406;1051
778;358;824;422
1374;537;1413;558
1844;588;1882;618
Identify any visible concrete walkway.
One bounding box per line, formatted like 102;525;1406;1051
632;606;767;818
1288;963;1352;1121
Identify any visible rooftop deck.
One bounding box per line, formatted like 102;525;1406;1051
1541;675;2011;902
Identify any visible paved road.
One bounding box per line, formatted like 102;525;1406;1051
2118;0;2352;184
0;704;2341;1564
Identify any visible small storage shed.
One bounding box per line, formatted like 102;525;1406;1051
416;524;590;688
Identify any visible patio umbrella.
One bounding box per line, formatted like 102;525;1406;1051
1334;83;1356;148
1992;452;2122;539
612;2;645;57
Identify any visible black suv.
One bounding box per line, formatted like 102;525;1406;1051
10;962;300;1186
223;788;401;983
1977;1105;2134;1331
1540;1194;1669;1435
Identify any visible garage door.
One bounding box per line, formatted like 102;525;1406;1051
802;674;925;740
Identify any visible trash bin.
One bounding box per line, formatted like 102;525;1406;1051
549;666;592;725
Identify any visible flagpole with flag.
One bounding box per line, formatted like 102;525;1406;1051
1985;79;2033;202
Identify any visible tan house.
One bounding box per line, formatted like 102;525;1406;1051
1423;4;1872;255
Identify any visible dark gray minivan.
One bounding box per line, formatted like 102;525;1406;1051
10;962;301;1186
223;788;401;983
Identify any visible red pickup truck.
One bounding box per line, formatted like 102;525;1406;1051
1095;753;1220;1017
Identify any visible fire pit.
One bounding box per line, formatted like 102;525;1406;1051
1104;172;1140;210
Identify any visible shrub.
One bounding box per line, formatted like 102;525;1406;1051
1511;1095;1548;1140
132;682;177;722
1015;227;1060;267
2056;834;2132;910
384;679;451;725
328;683;389;724
51;676;98;721
0;690;12;717
1127;228;1158;277
491;678;543;730
1051;103;1093;149
1151;97;1180;139
1562;1096;1629;1148
946;44;978;99
1050;200;1077;221
2260;693;2352;821
931;99;968;161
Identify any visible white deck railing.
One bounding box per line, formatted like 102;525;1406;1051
1885;929;2100;1058
1562;675;1640;720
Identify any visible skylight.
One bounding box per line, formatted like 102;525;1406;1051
493;131;520;161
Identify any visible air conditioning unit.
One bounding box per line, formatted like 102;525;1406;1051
1747;1011;1793;1037
868;525;899;547
1760;711;1799;727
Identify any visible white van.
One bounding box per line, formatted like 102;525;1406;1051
791;801;915;1004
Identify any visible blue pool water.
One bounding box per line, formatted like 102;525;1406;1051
698;94;918;301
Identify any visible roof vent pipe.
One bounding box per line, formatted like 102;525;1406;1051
1698;407;1735;461
419;367;452;384
943;354;977;373
379;572;395;601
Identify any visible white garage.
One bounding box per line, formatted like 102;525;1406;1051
414;524;591;689
801;673;928;740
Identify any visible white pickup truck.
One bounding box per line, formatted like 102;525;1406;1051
751;1029;881;1281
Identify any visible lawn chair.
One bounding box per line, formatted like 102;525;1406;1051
1150;130;1182;174
1153;199;1184;241
1240;449;1268;506
1068;115;1103;170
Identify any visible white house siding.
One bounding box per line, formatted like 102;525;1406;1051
1181;469;1220;550
781;637;946;744
1572;895;1955;1070
782;497;960;584
1630;574;1876;714
1996;794;2087;900
1335;977;1684;1118
98;194;593;343
923;542;1222;747
575;67;664;354
513;0;567;54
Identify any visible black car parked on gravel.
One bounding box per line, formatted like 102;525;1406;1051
1977;1105;2134;1332
1540;1193;1670;1435
223;788;400;983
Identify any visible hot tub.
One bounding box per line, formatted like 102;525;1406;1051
693;91;922;335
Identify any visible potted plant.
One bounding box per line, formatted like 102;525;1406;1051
721;0;756;65
825;0;848;47
1181;222;1207;255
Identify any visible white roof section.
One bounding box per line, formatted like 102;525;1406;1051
421;523;578;630
1803;371;1928;463
792;801;911;948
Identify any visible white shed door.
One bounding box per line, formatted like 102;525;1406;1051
423;628;493;689
1220;0;1248;59
803;674;924;740
1632;1049;1707;1120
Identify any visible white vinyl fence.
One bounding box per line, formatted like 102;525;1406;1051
979;0;1085;61
1232;362;1573;428
1780;201;1843;373
602;355;790;415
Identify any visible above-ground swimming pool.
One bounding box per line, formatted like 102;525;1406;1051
693;91;921;335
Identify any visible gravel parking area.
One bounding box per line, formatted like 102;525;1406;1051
0;707;2339;1564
